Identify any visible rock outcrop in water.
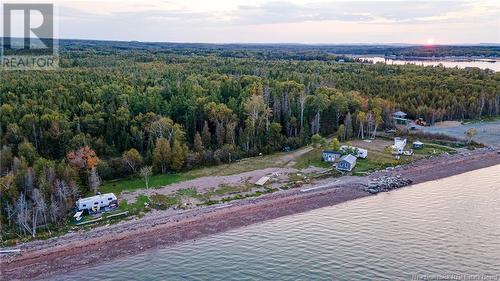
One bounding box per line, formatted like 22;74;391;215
364;175;413;194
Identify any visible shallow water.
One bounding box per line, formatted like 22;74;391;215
52;165;500;281
360;56;499;71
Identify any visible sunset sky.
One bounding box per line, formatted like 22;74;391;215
4;0;500;44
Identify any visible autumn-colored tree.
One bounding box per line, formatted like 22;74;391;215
357;111;367;139
337;124;346;142
194;131;203;152
122;148;143;173
171;141;187;171
328;138;341;151
153;138;171;173
67;146;100;171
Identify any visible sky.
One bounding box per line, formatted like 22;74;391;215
3;0;500;44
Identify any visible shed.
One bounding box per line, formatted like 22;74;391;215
393;111;408;125
336;154;357;172
412;141;424;149
322;150;342;162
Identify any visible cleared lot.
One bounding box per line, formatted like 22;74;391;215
419;120;500;147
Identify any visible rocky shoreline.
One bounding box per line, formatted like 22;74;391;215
1;148;499;280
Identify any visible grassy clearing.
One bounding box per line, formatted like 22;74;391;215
101;173;190;194
197;183;255;202
354;152;402;173
149;194;180;210
414;143;456;156
294;149;332;169
101;150;293;195
203;186;279;206
118;194;151;215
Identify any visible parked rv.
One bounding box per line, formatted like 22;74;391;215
76;193;118;213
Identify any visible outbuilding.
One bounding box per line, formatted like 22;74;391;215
393;111;408;125
322;150;342;162
336;154;357;172
412;141;424;149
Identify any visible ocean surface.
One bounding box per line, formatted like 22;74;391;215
360;56;500;71
51;165;500;281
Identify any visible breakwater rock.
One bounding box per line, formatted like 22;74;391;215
364;175;413;194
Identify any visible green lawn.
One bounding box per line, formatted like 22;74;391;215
414;143;457;156
101;173;192;194
101;150;294;195
354;150;402;173
118;194;151;214
294;149;332;169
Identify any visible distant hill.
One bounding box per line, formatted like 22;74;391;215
58;39;500;58
2;38;499;58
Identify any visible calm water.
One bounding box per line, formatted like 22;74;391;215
361;56;500;71
52;165;500;281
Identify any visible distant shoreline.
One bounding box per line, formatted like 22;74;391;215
2;149;499;280
352;55;500;62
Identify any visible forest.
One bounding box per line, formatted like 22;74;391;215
1;41;499;239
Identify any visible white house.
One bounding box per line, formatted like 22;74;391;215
76;193;118;213
392;137;407;155
336;154;357;172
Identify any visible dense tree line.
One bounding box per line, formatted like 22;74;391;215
1;43;498;239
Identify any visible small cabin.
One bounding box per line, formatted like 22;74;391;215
76;193;118;213
336;154;357;172
322;150;342;162
412;141;424;149
392;111;408;125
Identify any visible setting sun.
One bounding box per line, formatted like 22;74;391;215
426;38;435;45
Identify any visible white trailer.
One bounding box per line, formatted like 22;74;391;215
76;193;118;212
340;145;368;159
